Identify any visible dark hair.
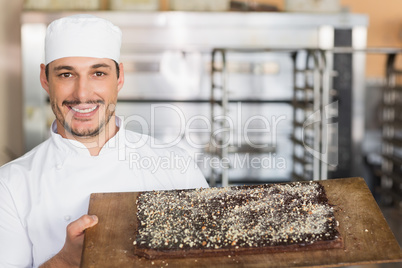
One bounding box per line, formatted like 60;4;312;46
45;60;120;80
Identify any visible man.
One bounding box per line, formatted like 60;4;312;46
0;14;208;267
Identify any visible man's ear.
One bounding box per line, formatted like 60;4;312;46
117;62;124;92
40;63;50;94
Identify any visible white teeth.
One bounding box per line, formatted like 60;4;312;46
71;106;97;113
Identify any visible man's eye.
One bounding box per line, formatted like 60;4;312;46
95;72;105;77
59;73;72;78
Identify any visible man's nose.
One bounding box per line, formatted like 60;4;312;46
73;76;91;100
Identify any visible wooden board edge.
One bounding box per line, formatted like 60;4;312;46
80;193;100;267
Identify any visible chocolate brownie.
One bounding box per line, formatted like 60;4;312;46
133;181;343;259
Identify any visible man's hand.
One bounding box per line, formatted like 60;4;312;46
40;214;98;268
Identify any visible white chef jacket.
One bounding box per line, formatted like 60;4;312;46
0;117;209;268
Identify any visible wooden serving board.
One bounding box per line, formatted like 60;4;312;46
80;177;402;267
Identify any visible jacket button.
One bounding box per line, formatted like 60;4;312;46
64;215;71;221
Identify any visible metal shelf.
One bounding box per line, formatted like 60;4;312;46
208;47;297;186
379;50;402;207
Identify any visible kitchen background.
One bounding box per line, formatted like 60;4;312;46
0;0;402;267
3;0;402;192
0;0;401;266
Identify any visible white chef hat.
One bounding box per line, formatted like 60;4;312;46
45;14;122;65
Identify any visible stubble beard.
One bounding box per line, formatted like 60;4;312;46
51;100;115;139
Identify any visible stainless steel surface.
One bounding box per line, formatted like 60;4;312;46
21;11;368;29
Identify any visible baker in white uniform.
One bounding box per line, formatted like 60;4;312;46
0;15;209;268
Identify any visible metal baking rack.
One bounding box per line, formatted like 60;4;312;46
208;47;339;186
209;48;310;187
292;49;326;182
329;47;402;207
377;48;402;207
291;49;340;182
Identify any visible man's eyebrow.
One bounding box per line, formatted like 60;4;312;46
53;65;74;72
52;64;112;72
91;63;112;69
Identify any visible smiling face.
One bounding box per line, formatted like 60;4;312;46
40;57;124;141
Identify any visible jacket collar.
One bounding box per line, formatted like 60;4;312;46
50;116;126;156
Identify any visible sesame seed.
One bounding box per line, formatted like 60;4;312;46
134;182;340;252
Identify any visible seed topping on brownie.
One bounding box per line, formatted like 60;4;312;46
134;181;339;250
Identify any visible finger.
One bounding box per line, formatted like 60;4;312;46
67;215;98;238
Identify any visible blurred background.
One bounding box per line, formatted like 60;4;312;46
0;1;402;266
